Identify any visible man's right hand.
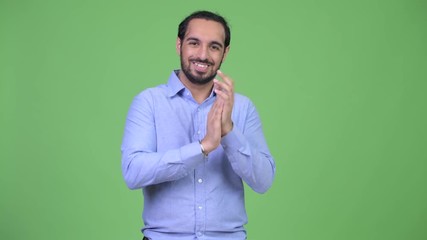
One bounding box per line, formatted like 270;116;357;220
201;99;224;155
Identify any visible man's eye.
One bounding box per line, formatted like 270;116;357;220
189;42;198;46
211;45;220;50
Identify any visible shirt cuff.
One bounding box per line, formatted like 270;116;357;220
180;141;206;170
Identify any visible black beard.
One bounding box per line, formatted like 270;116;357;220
180;55;221;85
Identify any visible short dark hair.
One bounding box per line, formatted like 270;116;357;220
178;10;231;48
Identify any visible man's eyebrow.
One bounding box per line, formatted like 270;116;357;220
211;41;224;48
185;37;224;48
185;37;200;42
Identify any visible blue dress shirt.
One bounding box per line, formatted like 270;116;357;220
121;70;275;240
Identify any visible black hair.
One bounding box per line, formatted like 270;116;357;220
178;10;231;48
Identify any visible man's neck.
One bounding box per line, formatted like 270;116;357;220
178;71;214;104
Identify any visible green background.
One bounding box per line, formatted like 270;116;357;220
1;0;426;239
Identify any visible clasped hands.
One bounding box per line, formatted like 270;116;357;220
201;70;234;155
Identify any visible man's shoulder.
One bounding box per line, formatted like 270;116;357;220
234;92;250;100
134;84;169;99
234;92;254;107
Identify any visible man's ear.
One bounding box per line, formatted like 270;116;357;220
221;46;230;63
176;37;182;55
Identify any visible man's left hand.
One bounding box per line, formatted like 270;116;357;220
214;70;234;137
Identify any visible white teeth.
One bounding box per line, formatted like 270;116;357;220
194;62;208;68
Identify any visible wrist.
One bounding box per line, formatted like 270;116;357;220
221;121;233;137
199;140;209;157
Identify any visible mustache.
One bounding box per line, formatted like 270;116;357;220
190;58;214;65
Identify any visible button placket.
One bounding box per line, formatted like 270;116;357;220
194;104;206;237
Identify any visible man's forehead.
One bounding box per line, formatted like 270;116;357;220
184;19;225;43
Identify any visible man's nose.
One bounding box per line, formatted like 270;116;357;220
196;45;209;60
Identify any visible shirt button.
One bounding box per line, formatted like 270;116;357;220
198;206;203;210
198;178;203;183
197;130;201;135
197;232;203;237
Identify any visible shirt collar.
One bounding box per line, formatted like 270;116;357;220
166;70;186;97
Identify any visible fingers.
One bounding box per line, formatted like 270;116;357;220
213;71;234;102
216;70;233;87
210;98;224;118
214;70;233;95
213;70;234;137
203;70;237;153
203;99;223;153
213;85;229;100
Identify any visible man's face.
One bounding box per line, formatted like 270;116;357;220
177;19;229;85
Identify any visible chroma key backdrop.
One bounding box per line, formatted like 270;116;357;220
1;0;426;239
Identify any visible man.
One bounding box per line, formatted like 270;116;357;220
121;10;275;240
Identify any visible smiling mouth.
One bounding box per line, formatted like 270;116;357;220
193;62;210;69
192;61;210;72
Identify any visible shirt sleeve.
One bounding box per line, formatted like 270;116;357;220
221;100;276;194
120;91;205;189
